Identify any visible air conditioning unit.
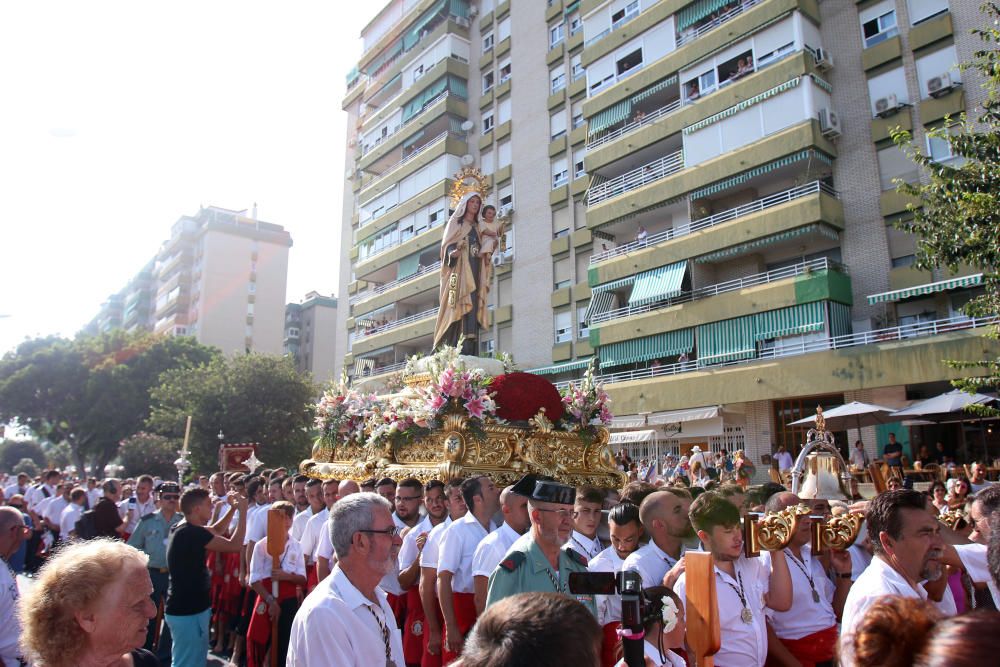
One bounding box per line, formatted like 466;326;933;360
813;47;833;71
875;94;902;118
454;16;471;27
927;72;955;98
499;204;514;217
492;253;504;266
818;108;841;138
469;5;479;17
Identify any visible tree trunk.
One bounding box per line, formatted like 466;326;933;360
72;446;89;481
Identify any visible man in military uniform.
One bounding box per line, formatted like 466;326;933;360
485;476;596;615
127;481;183;663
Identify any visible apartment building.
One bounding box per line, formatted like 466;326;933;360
285;292;340;383
338;0;998;466
87;205;293;356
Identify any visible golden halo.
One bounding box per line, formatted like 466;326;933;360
449;166;491;207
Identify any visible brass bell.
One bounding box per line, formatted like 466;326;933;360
791;407;852;502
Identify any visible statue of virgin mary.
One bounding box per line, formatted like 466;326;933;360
433;191;491;354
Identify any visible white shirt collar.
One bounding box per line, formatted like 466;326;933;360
331;564;387;612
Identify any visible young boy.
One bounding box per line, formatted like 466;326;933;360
246;500;307;667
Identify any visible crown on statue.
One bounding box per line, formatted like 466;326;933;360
449;166;491;207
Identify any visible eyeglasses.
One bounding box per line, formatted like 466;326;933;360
161;494;179;501
358;526;400;538
8;504;23;510
395;495;421;503
535;508;574;520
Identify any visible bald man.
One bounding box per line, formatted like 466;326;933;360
472;485;530;613
0;507;29;666
315;479;360;581
622;488;693;589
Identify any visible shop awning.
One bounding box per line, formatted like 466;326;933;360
696;316;757;365
583;290;616;324
866;273;984;305
648;405;721;425
694;224;839;263
688;150;833;200
600;328;694;367
754;301;825;340
628;261;687;306
609;429;656;444
611;415;647;429
677;0;736;31
527;357;593;376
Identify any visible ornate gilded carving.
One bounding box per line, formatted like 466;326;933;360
745;505;810;555
819;512;864;550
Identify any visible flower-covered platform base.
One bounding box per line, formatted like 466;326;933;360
301;347;625;488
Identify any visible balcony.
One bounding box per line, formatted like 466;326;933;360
349;308;438;356
360;91;454;159
591;181;834;265
356;216;447;273
591;257;844;326
350;260;442;307
587;149;684;207
583;1;645;49
675;0;765;48
358;131;465;200
587;97;682;151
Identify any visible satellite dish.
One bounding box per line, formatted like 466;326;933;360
461;154;475;166
461;119;474;132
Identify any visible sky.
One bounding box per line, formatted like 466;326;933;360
0;1;373;354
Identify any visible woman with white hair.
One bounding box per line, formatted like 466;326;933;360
19;539;159;666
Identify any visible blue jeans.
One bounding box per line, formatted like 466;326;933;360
164;608;211;667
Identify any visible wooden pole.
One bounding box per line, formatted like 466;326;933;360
182;415;192;455
152;597;164;651
266;509;289;667
684;552;720;667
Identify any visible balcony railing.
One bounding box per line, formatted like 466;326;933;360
676;0;764;47
587;149;684;207
590;181;837;264
352;359;408;379
359;53;466;127
350;306;437;344
563;314;999;389
350;260;443;306
357;215;447;265
587;97;682;150
361;91;451;157
590;257;845;325
584;5;643;48
360;130;454;196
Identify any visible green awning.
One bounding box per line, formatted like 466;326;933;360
696;316;757;366
677;0;734;31
583;290;616;324
600;329;694;367
866;273;984;304
628;261;687;306
528;357;593;375
754;301;825;340
591;274;638;293
684;78;801;135
694;224;840;263
688;150;833;200
403;0;448;50
365;40;404;76
397;252;421;280
449;0;470;19
631;74;679;103
829;301;853;338
564;0;581;15
589;99;631;135
402;76;450;121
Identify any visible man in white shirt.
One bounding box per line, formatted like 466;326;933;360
622;488;692;589
24;469;60;512
570;486;606;561
3;473;30;501
316;479;360;581
840;489;947;666
86;477;102;508
969;462;996;493
291;479;324;542
762;492;853;666
299;479;338;590
849;440;868;469
471;485;530;614
0;507;29;667
121;475;157;535
774;445;794;473
674;492;792;667
419;479;467;665
42;482;71;535
438;475;499;661
287;493;405;666
382;478;424;627
589;502;643;667
58;487;88;540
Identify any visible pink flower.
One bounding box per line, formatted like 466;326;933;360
465;396;486;419
428;394;446;412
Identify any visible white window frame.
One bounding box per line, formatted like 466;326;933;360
550;23;565;47
551;68;566;93
482;111;495;133
577;305;589;339
926;126;958;163
482;31;494;53
571;54;585;81
483;71;495;93
569;14;582;36
552;158;569;189
499;59;512;84
611;1;639;29
862;10;899;48
554;311;573;343
573;149;586;179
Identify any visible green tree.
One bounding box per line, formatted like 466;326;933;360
892;2;1000;414
0;332;218;476
13;458;39;478
0;439;46;473
118;432;181;479
147;354;317;473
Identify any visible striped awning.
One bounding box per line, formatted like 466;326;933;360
696;316;757;365
527;357;593;376
628;261;687;306
866;273;984;304
632;74;679;103
677;0;734;31
353;358;376;377
592;275;637;293
694;224;840;263
829;301;853;338
684;78;801;135
584;290;616;325
754;301;825;340
689;150;833;200
600;328;694;367
589;99;632;135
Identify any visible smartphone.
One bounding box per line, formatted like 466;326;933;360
128;497;137;506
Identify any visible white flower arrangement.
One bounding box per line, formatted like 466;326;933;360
661;596;679;634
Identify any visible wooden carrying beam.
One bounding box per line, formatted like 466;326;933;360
684;551;720;667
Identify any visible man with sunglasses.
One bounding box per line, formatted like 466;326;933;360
128;481;183;663
0;506;29;667
485;476;596;615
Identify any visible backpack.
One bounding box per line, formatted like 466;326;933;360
74;509;99;540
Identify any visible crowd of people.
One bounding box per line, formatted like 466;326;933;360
0;462;996;667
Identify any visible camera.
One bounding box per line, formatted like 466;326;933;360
569;570;646;667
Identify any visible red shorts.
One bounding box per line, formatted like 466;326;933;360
442;592;477;666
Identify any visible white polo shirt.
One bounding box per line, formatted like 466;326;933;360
59;503;85;539
839;555;928;666
419;517;453;570
570;531;603;561
25;484;56;512
761;545;836;639
398;515;435;571
248;534;306;585
622;540;685;589
122;496;157;534
437;513;495;593
471;522;521;579
674;555;770;667
287;564;405;667
43;496;70;528
245;503;271;544
315;518;335;562
291;506;319;543
954;542;1000;608
588;546;626;626
299;508;329;564
0;559;24;666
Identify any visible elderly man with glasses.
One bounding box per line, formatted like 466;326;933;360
287;492;405;666
0;506;30;666
127;482;183;664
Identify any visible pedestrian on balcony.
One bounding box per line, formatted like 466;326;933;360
636;225;648;245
